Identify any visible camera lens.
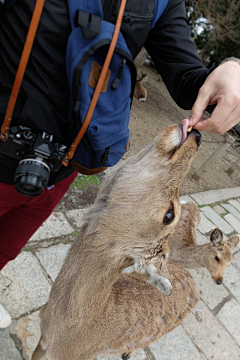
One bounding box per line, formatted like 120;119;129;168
14;159;50;197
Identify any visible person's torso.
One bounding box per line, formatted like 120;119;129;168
0;0;155;184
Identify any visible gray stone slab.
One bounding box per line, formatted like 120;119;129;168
197;212;216;234
148;325;206;360
224;213;240;233
182;300;240;360
30;212;74;241
217;298;240;346
36;244;71;281
213;204;226;214
229;199;240;212
66;208;88;228
187;268;229;310
10;311;45;360
232;251;240;272
223;264;240;303
97;348;146;360
180;195;197;204
190;187;240;205
221;202;240;221
0;252;51;318
200;206;234;234
196;230;209;245
0;329;22;360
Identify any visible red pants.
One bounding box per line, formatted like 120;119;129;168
0;172;77;270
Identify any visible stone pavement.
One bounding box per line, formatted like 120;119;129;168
1;187;240;360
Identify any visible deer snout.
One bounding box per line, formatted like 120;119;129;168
213;276;223;285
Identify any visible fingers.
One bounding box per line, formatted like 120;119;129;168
187;61;240;134
188;87;214;127
193;97;240;134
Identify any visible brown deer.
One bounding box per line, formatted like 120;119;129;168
133;73;148;102
32;125;201;360
168;202;239;284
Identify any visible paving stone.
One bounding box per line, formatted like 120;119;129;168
196;230;209;245
36;244;71;281
0;252;51;318
197;212;216;234
217;298;240;346
224;213;240;233
221;202;240;221
0;329;22;360
30;212;74;241
190;187;240;205
213;204;226;215
97;348;146;360
223;264;240;303
187;268;229;310
229;199;240;212
66;208;88;228
232;251;240;272
148;325;206;360
182;300;240;360
180;195;197;204
200;206;234;234
9;311;45;360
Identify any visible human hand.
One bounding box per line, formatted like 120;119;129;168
184;60;240;135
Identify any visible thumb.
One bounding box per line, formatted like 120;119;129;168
188;90;212;127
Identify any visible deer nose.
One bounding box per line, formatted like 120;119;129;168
191;130;202;147
216;279;222;285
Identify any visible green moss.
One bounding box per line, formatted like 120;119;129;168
71;231;78;237
70;174;102;191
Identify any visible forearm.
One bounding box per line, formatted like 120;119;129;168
145;0;216;109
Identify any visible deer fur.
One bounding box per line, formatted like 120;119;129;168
32;125;201;360
133;74;148;102
168;202;240;284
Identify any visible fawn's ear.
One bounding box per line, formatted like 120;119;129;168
227;235;240;249
210;228;223;246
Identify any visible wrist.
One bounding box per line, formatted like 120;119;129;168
219;57;240;66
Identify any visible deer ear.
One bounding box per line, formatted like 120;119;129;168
227;235;240;249
210;228;223;245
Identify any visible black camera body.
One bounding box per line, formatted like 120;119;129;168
0;125;68;196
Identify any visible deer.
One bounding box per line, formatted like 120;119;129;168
133;73;148;102
168;202;239;284
32;124;202;360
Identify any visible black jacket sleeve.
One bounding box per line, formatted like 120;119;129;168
145;0;216;110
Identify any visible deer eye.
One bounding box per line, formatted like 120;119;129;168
163;210;175;225
215;256;220;263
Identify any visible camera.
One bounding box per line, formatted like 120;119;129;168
0;125;68;196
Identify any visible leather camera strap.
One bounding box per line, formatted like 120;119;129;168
62;0;127;166
0;0;45;141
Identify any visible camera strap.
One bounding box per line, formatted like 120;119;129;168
61;0;127;167
0;0;45;141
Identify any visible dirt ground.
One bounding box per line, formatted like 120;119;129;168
57;64;240;211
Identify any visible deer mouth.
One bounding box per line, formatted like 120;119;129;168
180;120;202;147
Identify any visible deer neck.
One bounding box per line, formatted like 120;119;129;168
57;226;126;310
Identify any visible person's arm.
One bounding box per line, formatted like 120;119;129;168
145;0;215;110
0;0;16;10
145;0;240;135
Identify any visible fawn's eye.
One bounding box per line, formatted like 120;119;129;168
164;202;175;225
215;256;220;263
